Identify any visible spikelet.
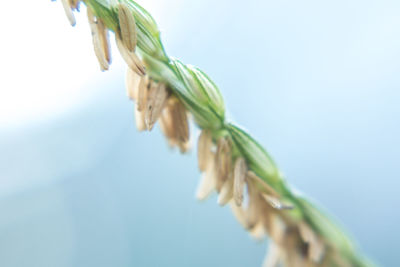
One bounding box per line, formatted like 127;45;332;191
197;130;212;172
134;107;146;131
158;97;190;152
233;157;247;206
87;8;109;71
137;76;149;111
230;200;248;229
159;108;176;146
215;137;232;191
246;170;279;198
117;3;138;52
246;181;263;229
298;222;325;263
115;31;146;76
263;243;283;267
169;98;190;144
96;19;111;65
218;170;234;206
268;214;287;245
61;0;76;26
145;83;169;131
196;152;217;200
69;0;80;10
126;68;141;100
249;222;266;240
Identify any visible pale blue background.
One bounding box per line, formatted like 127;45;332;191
1;0;399;266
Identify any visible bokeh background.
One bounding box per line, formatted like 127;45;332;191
1;0;399;266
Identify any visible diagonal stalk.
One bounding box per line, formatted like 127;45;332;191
54;0;375;266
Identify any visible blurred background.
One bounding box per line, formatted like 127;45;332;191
0;0;399;266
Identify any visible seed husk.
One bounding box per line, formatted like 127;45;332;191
215;137;231;191
170;98;189;143
298;222;325;263
117;3;138;52
137;76;150;111
145;83;169;131
233;157;247;206
87;9;109;71
96;19;111;65
126;68;141;100
218;171;233;206
196;153;216;200
134;106;146;131
115;32;146;76
197;130;212;172
61;0;76;26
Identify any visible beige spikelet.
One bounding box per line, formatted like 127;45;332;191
246;171;279;198
218;171;234;206
246;182;263;229
61;0;76;26
196;153;217;200
263;243;283;267
145;83;169;131
117;3;137;52
115;32;146;76
137;76;149;111
126;68;141;100
170;98;189;144
134;107;146;131
215;137;231;191
96;19;111;65
69;0;80;10
233;157;247;206
159;109;176;146
197;130;212;172
230;200;248;229
87;9;109;71
249;222;266;240
298;221;325;263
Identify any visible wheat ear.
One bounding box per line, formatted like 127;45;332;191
54;1;375;266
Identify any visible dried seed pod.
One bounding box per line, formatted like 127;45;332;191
61;0;76;26
197;129;212;172
96;19;111;65
145;83;169;131
263;243;283;267
217;171;233;206
137;76;149;111
117;3;137;52
69;0;80;11
233;157;247;206
126;68;141;100
170;98;189;143
159;108;176;146
246;181;262;229
115;32;146;76
246;170;280;198
134;106;146;131
196;153;216;200
298;222;325;263
230;200;248;229
87;9;109;71
215;137;232;191
269;214;287;245
249;222;266;241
